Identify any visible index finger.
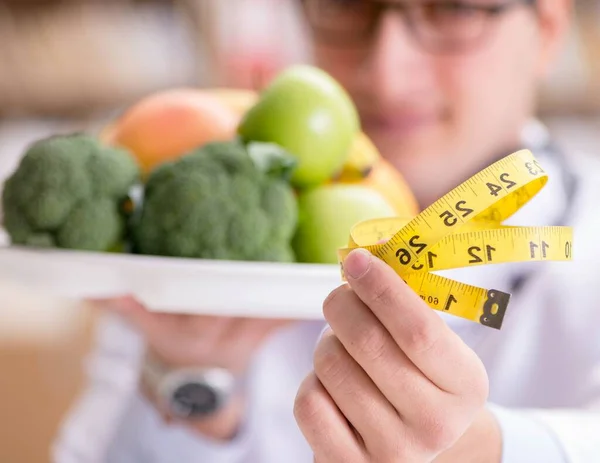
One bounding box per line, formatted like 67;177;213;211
342;248;488;397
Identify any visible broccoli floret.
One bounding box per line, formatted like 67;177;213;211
1;133;140;251
132;139;299;262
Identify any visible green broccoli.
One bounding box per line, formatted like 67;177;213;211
131;139;299;262
1;133;140;251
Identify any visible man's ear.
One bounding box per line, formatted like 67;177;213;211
535;0;573;78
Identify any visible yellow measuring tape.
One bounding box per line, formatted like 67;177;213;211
337;149;573;330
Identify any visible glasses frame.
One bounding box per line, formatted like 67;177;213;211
303;0;538;54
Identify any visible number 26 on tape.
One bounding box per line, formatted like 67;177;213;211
396;235;427;265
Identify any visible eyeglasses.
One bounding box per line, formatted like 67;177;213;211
303;0;536;54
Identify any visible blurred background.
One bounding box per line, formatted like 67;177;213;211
0;1;599;461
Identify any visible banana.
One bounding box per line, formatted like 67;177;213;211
331;131;420;218
334;131;381;181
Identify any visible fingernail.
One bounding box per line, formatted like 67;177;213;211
344;248;372;279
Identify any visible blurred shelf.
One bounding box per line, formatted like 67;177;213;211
0;0;599;116
537;3;600;115
0;1;200;117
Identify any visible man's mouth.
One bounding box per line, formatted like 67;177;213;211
361;111;441;137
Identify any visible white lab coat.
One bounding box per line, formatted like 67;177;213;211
51;122;600;463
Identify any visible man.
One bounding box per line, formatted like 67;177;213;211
52;0;600;461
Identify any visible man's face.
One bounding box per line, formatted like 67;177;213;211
304;0;569;207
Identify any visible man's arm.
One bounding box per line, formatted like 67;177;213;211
51;313;255;463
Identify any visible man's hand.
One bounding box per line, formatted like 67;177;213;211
91;296;292;440
294;248;493;462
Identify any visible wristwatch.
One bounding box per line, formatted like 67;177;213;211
141;353;238;420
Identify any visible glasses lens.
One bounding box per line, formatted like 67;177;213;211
304;0;379;46
411;2;489;51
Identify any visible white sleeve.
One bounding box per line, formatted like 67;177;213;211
102;389;254;463
51;313;257;463
488;403;600;463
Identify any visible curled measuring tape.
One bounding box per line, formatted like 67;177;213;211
337;149;573;330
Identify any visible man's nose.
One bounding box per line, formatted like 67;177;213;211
359;11;434;103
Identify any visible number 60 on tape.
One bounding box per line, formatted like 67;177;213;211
337;150;573;330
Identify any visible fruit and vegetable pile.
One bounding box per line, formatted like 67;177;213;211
1;65;419;264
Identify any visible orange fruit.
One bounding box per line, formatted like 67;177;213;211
102;88;242;174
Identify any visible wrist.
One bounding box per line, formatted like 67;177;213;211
434;408;502;463
140;350;247;442
184;393;246;441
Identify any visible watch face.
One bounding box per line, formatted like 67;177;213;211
171;382;220;418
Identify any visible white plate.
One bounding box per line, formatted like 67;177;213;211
0;245;342;319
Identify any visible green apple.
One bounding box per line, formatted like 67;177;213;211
292;184;396;264
237;65;359;188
